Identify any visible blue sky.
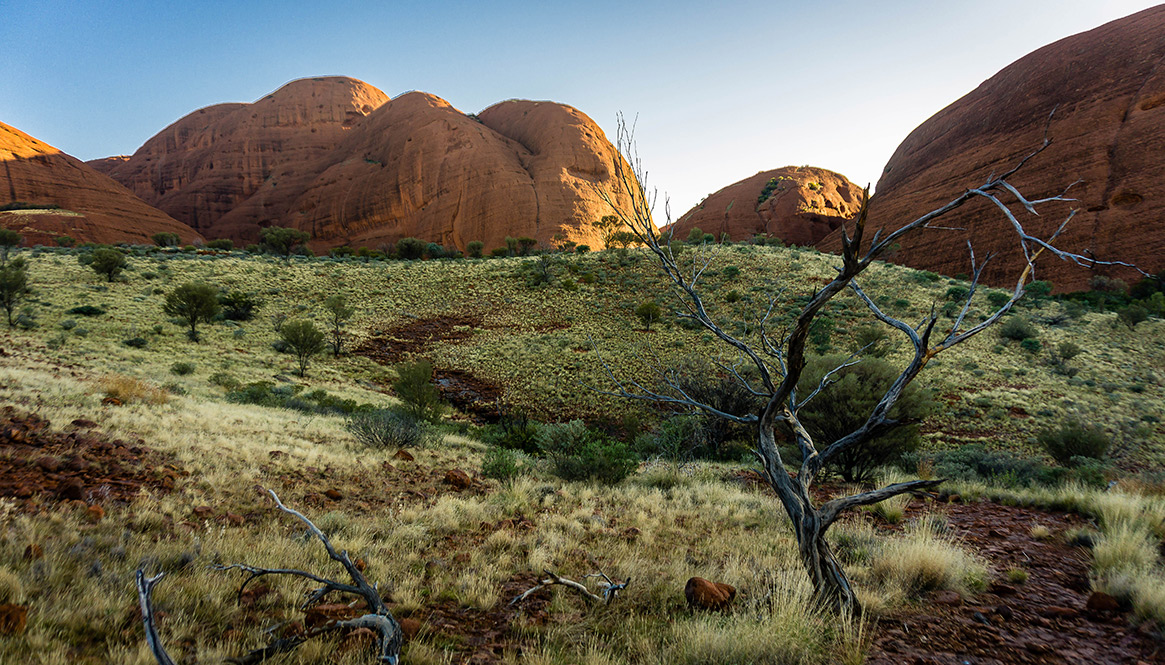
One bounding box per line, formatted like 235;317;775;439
1;0;1159;217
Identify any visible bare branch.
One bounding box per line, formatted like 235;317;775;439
819;479;944;527
136;570;177;665
511;569;630;606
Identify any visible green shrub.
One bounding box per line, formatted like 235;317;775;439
635;300;663;330
151;232;180;247
466;241;484;259
205;239;234;251
259;226;310;259
218;291;262;321
1118;305;1149;328
346;409;431;449
1037;420;1110;466
537;420;638;484
66;305;104;317
90;248;127;282
1056;341;1082;361
208;372;240;390
56;236;76;248
280;320;326;377
396;237;425;260
482;446;526;482
227;381;367;415
164;282;221;341
392;360;447;423
122;337;148;348
1020;338;1042;353
485;406;541;453
797;354;935;482
999;316;1037;341
170;362;196;376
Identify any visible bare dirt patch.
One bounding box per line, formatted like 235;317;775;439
357;315;504;422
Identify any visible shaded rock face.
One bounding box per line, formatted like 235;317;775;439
91;76;390;236
0;122;200;246
819;6;1165;291
671;167;863;246
94;79;636;252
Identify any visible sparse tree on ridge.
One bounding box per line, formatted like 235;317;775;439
0;256;29;327
91;247;128;282
595;114;1143;614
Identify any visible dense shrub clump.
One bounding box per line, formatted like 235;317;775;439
1037;420;1110;466
227;381;369;415
537;420;638;484
346;409;432;449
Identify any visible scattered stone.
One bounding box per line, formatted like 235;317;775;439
268;450;287;459
239;584;274;608
324;488;344;501
1039;606;1077;619
0;604;28;635
444;469;472;489
393;449;415;462
994;604;1014;621
100;396;122;406
932;590;962;607
56;477;85;501
70;419;98;429
989;582;1018;595
35;456;60;472
22;544;43;560
192;506;213;519
86;504;104;522
223;512;245;526
1086;591;1122;613
399;618;422;641
304;603;360;628
684;577;735;611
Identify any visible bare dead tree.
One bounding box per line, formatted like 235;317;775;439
136;489;403;664
510;569;630;606
595;113;1142;614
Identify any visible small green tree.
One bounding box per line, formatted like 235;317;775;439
163;282;221;341
280;320;326;377
151;232;180;247
517;237;538;256
259;226;310;260
323;294;355;357
466;241;484;258
90;248;127;282
0;229;21;266
0;257;29;327
635;301;663;331
393;360;446;423
396;237;425;260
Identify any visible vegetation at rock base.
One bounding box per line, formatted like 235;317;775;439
0;238;1159;664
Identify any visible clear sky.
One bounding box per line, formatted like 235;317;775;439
1;0;1160;218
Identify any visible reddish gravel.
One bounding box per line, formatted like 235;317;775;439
868;500;1164;665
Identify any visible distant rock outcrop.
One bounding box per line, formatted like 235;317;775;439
670;167;863;246
93;78;637;252
0;121;200;246
818;6;1165;291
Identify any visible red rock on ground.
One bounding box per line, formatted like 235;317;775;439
444;469;472;490
670;167;864;246
818;6;1165;291
0;122;201;247
304;603;360;628
684;577;736;611
0;604;28;635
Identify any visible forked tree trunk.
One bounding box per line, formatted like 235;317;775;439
795;512;859;613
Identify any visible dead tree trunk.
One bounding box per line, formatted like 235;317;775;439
595;111;1141;615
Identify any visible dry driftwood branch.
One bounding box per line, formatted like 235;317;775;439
137;489;403;665
511;569;630;606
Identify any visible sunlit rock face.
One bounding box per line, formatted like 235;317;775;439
1;121;200;246
92;78;639;253
670;167;864;246
817;6;1165;291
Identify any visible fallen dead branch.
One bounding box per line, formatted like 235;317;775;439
510;569;630;606
136;488;403;664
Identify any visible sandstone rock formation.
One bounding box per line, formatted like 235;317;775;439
818;6;1165;291
671;167;864;246
93;78;637;252
90;76;390;237
1;121;200;246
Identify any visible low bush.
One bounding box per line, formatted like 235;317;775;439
537;420;638;484
66;305;104;317
346;409;431;449
218;291;262;321
483;406;541;454
100;374;169;405
481;446;527;482
122;336;148;348
393;360;447;423
226;381;369;415
999;316;1037;341
1037;420;1110;466
170;362;196;376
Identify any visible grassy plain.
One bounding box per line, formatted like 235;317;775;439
0;243;1162;663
